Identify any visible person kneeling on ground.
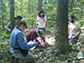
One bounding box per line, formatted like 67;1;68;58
68;15;81;46
5;15;22;34
10;21;38;63
26;29;49;47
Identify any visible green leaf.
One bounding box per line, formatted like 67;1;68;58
0;60;4;63
80;0;84;2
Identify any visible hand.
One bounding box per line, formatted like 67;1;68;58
36;23;39;26
38;44;43;47
38;42;47;47
41;42;47;46
70;36;75;39
36;22;40;26
44;42;47;45
33;42;39;46
41;43;45;46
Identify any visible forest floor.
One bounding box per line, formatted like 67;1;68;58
0;27;84;63
29;27;84;63
29;35;84;63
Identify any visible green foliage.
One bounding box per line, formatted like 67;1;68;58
48;57;55;62
0;60;4;63
1;0;84;63
0;33;10;41
80;0;84;2
54;49;60;53
68;0;84;26
42;3;56;27
0;39;12;63
23;17;36;29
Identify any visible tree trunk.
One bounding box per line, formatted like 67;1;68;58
21;0;23;16
43;0;47;11
0;0;6;28
10;0;15;31
54;0;69;53
28;0;31;14
38;0;43;11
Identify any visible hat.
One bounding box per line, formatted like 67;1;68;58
36;29;44;37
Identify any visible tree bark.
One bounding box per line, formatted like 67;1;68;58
10;0;15;31
54;0;69;53
28;0;31;14
21;0;23;16
38;0;43;11
0;0;6;28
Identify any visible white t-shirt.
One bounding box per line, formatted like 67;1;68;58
36;16;47;28
68;21;80;38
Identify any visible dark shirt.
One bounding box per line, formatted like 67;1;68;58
26;30;45;42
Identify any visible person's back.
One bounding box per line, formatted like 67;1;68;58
10;27;23;53
26;30;38;42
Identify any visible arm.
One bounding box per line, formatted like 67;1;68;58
42;19;46;23
6;22;11;31
75;28;81;37
42;16;47;23
36;16;39;23
68;28;70;35
36;16;39;26
36;19;38;23
17;33;34;50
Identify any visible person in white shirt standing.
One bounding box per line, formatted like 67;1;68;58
68;15;81;46
36;10;47;32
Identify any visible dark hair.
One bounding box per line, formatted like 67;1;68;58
70;15;75;19
15;15;22;21
18;21;27;28
38;10;44;17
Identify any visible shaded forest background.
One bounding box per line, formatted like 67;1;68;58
0;0;84;32
0;0;84;63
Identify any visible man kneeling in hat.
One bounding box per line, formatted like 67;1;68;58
26;29;48;47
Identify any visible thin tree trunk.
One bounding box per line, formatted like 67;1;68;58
28;0;31;14
54;0;69;53
10;0;15;31
21;0;23;16
38;0;43;11
0;0;6;28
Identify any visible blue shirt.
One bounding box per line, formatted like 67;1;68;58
10;27;34;53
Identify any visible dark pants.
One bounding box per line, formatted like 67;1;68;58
69;36;79;46
38;28;45;32
38;28;45;36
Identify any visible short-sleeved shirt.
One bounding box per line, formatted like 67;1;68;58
68;21;80;38
36;16;47;28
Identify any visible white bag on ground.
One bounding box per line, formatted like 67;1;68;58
76;51;83;59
